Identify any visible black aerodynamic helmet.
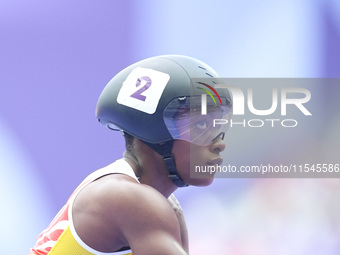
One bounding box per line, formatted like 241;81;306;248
96;55;232;187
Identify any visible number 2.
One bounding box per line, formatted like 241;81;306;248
130;76;152;101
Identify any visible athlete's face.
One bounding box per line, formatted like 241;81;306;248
169;105;228;186
172;137;226;186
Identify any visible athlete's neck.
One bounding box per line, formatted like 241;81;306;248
123;151;177;198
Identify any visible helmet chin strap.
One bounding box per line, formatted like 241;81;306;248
142;140;188;187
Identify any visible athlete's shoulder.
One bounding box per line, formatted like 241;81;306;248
92;173;173;215
73;172;179;252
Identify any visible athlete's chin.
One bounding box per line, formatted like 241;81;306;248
188;177;215;187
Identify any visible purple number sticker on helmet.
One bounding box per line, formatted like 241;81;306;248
117;67;169;114
130;76;152;101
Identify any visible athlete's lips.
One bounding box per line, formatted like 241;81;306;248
207;158;223;166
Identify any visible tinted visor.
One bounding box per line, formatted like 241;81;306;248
163;96;232;146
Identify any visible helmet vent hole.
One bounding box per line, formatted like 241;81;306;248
198;66;206;70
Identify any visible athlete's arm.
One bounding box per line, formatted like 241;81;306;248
117;183;188;255
73;175;188;255
168;194;189;254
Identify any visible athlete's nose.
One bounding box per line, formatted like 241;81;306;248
210;132;226;153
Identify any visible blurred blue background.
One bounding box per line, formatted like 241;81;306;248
1;0;340;254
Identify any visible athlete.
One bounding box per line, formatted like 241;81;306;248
29;55;232;255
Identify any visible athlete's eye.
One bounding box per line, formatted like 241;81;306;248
195;121;208;130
